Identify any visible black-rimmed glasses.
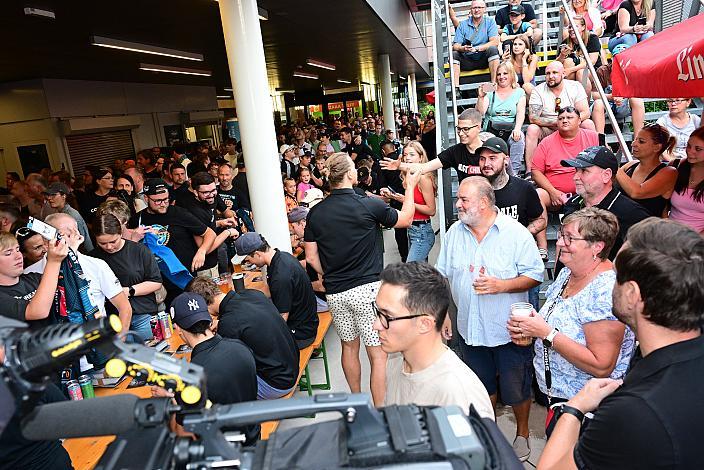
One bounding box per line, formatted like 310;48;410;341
456;124;479;135
372;301;428;329
557;228;587;246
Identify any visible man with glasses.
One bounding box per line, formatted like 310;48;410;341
128;178;216;303
450;0;500;87
375;261;494;419
561;146;649;259
526;61;595;173
381;108;484;182
175;172;239;279
435;176;543;461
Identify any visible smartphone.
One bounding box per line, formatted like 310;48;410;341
636;17;647;25
481;82;497;94
503;42;512;55
386;186;399;195
27;216;58;240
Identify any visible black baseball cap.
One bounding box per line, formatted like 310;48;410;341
43;182;70;195
170;292;211;329
476;136;509;155
142;178;169;196
561;146;619;172
509;5;525;15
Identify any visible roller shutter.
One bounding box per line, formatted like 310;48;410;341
65;130;135;174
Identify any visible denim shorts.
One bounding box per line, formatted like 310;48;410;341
458;341;534;405
407;221;435;262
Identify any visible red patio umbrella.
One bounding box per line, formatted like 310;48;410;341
611;14;704;98
425;90;435;104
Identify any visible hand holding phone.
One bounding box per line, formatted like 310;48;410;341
481;82;497;94
27;217;58;240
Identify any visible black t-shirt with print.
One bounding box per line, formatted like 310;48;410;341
0;273;52;329
437;143;482;182
175;192;226;270
494;176;544;227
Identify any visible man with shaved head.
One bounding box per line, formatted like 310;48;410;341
525;61;596;172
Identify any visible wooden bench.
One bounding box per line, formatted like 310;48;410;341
260;310;332;439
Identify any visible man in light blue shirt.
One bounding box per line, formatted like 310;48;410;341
451;0;500;87
436;175;543;462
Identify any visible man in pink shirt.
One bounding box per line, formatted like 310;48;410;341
531;106;598;256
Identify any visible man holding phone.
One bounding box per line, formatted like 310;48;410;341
450;0;500;87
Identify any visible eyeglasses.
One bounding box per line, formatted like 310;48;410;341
666;99;686;104
372;301;429;329
456;124;479;134
554;97;562;113
557;228;587;246
148;196;170;205
197;189;217;197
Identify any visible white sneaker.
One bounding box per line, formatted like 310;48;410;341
513;435;531;462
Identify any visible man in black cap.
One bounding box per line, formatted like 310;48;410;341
166;292;259;443
127;178;216;304
234;233;319;349
492;0;541;45
561;146;650;259
43;182;93;252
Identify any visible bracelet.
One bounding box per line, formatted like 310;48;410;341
559;404;585;423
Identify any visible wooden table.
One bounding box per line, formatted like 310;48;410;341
64;270;263;470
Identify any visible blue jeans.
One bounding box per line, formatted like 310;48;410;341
608;31;654;51
406;222;435;262
256;375;295;400
528;285;540;312
129;313;154;343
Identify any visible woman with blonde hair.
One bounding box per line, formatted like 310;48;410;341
561;0;603;37
381;141;436;262
476;60;526;175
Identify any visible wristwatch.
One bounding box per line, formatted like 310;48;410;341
128;286;136;297
544;327;559;347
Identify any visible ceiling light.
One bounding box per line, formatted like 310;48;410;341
24;7;55;19
223;87;233;91
217;95;232;99
140;63;211;76
337;79;352;84
399;75;407;80
306;59;336;71
390;72;395;75
92;36;204;61
293;71;319;80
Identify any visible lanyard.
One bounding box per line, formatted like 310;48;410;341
543;275;570;398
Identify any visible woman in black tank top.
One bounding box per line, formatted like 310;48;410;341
616;124;678;217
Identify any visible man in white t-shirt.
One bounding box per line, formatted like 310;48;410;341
374;262;494;419
525;61;596;171
28;213;132;331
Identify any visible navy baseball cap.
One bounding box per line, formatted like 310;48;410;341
232;232;265;264
170;292;211;329
561;146;619;172
476;136;509;155
509;4;525;15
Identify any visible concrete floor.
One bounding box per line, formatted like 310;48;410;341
278;218;548;467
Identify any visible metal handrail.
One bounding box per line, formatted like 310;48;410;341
444;0;459;135
542;0;549;61
559;0;632;161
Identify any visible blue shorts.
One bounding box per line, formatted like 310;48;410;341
256;375;296;400
458;341;533;405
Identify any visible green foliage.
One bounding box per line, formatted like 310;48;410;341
645;100;668;113
419;102;435;118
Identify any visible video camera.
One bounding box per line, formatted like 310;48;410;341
0;317;522;470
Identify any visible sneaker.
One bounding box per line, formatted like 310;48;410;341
513;436;531;462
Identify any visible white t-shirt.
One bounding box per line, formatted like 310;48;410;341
385;347;495;420
656;113;701;159
24;252;123;317
529;79;588;122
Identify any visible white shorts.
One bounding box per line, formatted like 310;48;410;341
326;281;381;346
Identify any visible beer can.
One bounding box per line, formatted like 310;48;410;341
150;314;163;341
66;380;83;400
158;311;172;339
78;374;95;399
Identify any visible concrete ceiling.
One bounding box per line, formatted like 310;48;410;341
1;0;430;95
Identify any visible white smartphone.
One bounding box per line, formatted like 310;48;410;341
27;216;58;240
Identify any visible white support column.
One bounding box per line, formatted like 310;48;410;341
378;54;396;133
408;73;419;114
218;0;290;254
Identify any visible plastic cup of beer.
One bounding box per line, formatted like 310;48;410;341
216;274;233;294
510;302;534;346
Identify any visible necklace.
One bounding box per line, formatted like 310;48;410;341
564;260;601;298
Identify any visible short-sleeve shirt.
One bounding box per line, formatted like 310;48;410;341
217;289;299;390
656;113;701;159
218;185;241;211
304;188;398;294
486;87;526;125
267;249;319;343
494;176;543;227
128;206;208;274
437;143;482;181
560;34;603;68
385;347;495;419
175;192;227;270
0;273;47;328
435;213;544;347
495;2;537;29
529;79;588;122
453;16;499;48
531;128;599;193
502;22;532;36
533;269;635;399
89;240;162;315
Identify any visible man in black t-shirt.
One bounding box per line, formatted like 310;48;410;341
166;292;259;443
304;152;420;406
234;233;319;349
340;127;375;162
381;108;484;182
168;163;190;205
492;0;541;45
187;277;299;400
175;172;239;279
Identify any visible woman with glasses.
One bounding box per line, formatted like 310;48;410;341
656;98;702;160
80;167;115;226
616;124;677;217
507;208;635;433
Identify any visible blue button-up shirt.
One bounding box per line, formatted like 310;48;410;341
453;16;499;48
436;212;544;347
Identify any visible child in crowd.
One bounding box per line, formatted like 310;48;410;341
283;177;298;213
296;168;315;203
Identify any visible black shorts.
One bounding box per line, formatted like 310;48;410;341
452;46;500;71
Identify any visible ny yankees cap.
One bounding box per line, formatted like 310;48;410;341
170;292;211;329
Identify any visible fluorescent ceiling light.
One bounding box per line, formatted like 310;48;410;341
337;79;352;84
140;63;211;76
293;71;319;80
306;59;335;71
24;7;55;19
223;87;233;91
217;95;232;99
92;36;204;61
399;75;407;80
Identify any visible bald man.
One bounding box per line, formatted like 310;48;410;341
525;61;596;172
